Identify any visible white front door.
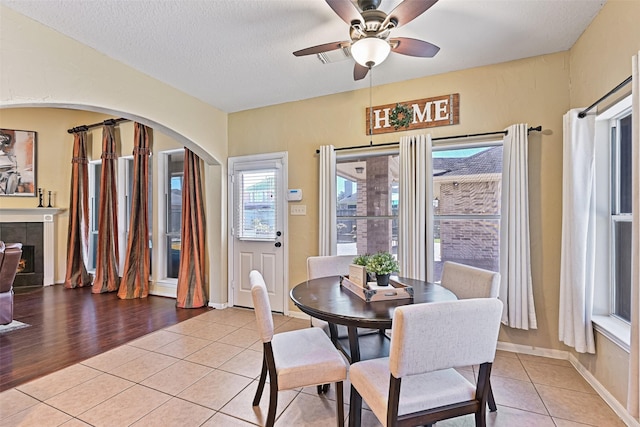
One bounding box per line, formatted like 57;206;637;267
228;153;287;312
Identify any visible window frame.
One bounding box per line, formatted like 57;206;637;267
117;156;133;271
592;94;632;352
156;149;183;284
331;139;504;276
431;139;503;282
335;148;399;257
87;159;102;273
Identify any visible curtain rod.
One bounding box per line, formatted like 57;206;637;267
67;117;130;134
578;76;632;118
315;126;542;154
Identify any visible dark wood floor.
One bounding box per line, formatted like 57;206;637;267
0;284;210;392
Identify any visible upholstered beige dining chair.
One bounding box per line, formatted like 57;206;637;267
249;270;348;427
440;261;500;300
307;255;379;339
440;261;501;411
349;298;503;427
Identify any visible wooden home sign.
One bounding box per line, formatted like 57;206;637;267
365;93;459;135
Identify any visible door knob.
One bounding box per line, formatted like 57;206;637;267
275;242;282;248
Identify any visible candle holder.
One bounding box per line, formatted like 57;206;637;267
37;188;44;208
47;191;53;208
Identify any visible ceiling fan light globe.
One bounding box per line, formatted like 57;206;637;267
351;37;390;68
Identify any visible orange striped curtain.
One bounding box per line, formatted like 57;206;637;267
118;123;151;299
93;124;120;293
176;148;207;308
64;131;93;288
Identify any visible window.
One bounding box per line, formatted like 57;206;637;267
336;152;398;256
609;109;632;323
88;160;102;272
432;143;502;282
163;151;183;279
592;95;632;349
119;156;153;273
333;143;502;276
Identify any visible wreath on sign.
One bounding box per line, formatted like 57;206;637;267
389;103;413;130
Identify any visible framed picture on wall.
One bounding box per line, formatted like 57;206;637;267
0;128;37;196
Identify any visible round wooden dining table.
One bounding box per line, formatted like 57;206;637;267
290;275;457;362
290;275;457;427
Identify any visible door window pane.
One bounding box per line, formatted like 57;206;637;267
236;169;278;240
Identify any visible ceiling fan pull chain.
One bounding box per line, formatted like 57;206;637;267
369;67;373;145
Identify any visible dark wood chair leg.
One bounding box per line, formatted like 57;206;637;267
487;380;497;412
253;356;267;406
266;379;278;427
348;386;362;427
336;381;344;427
476;362;492;426
262;342;279;427
475;403;488;427
317;383;330;394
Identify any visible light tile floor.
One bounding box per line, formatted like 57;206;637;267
0;307;627;427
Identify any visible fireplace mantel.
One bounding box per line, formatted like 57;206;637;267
0;208;65;286
0;208;65;221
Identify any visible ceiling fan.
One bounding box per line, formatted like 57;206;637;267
293;0;440;80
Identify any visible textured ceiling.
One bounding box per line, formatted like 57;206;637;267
1;0;605;113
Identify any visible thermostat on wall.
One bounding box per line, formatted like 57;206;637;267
287;189;303;201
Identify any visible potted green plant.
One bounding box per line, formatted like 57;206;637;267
352;254;370;267
366;251;399;286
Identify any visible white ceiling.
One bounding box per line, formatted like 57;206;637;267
1;0;605;113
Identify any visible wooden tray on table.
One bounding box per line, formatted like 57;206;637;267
340;275;413;303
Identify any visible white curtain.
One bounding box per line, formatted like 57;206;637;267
558;110;596;353
500;124;537;330
318;145;336;256
628;51;640;419
398;134;433;281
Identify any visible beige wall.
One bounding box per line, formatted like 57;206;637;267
0;6;229;303
0;108;108;283
0;108;184;289
228;0;639;410
569;0;640;109
230;52;570;349
566;0;640;409
1;0;638;412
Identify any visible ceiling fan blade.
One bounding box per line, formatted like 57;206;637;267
354;63;369;81
382;0;438;29
390;37;440;57
326;0;364;27
293;41;347;57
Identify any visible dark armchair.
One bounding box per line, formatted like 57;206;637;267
0;242;23;325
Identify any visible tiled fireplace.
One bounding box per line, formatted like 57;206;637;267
0;208;63;287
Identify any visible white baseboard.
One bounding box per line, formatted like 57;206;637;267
496;341;570;360
497;341;638;427
568;354;640;427
208;301;228;309
148;284;177;298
